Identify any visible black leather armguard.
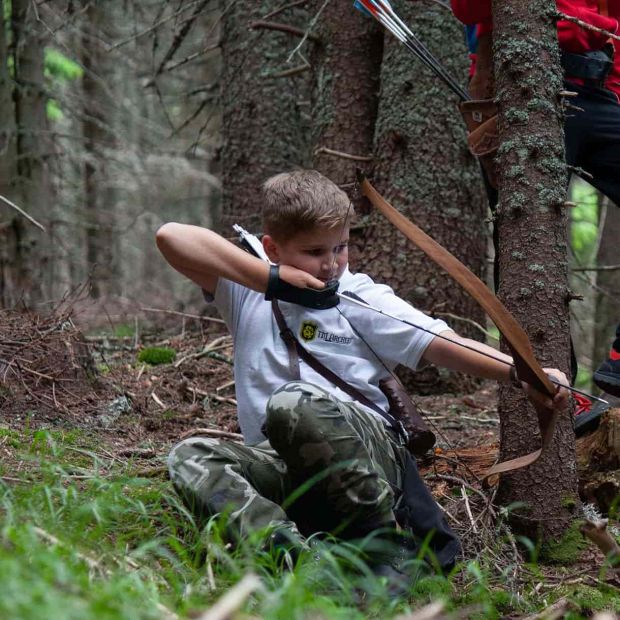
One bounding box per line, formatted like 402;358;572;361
264;264;340;309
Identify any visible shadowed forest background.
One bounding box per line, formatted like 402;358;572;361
1;1;620;618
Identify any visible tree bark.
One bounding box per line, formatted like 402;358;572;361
11;0;52;305
81;2;119;298
310;0;383;256
358;0;487;393
492;0;578;541
0;2;19;308
220;0;312;233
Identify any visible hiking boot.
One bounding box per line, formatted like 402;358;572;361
593;348;620;397
574;396;611;437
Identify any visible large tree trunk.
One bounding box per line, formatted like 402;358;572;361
311;0;383;253
11;0;52;306
492;0;578;541
220;1;312;233
594;198;620;364
81;2;119;299
358;0;487;393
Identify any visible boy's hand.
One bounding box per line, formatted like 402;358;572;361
279;264;326;290
521;368;570;412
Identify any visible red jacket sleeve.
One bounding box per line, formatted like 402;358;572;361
450;0;491;26
557;0;619;53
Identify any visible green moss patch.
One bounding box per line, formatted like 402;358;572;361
137;347;176;365
539;520;588;564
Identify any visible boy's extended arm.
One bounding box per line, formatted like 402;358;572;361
422;330;569;410
155;223;323;295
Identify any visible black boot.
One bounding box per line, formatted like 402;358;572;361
593;348;620;398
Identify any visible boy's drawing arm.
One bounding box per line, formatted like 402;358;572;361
422;331;570;412
155;223;323;294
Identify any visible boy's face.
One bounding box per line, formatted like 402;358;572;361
264;224;349;282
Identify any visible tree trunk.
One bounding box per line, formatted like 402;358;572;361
492;0;578;541
11;0;52;305
358;0;487;393
81;1;119;298
594;198;620;365
0;1;18;308
220;0;312;233
310;1;383;261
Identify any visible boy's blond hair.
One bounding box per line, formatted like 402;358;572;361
262;170;353;240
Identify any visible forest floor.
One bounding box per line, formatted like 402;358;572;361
0;300;618;620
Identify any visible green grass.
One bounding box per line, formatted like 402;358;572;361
0;429;616;619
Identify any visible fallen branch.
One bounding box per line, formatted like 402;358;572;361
141;307;225;324
520;597;575;620
395;601;445;620
180;427;244;442
174;335;232;368
195;573;263;620
187;386;237;406
268;63;311;78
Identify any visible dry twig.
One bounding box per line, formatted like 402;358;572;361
195;573;263;620
180;427;243;442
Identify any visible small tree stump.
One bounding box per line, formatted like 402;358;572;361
577;408;620;513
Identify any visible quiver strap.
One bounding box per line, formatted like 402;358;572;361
459;98;499;188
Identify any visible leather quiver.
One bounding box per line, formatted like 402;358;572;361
379;377;436;457
459;98;499;188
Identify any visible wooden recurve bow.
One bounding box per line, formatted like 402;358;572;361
357;170;560;483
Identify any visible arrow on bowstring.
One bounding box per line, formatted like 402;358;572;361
353;0;470;102
356;169;575;484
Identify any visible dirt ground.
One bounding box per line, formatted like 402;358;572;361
0;303;501;471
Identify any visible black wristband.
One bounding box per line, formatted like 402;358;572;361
509;366;522;388
264;264;340;309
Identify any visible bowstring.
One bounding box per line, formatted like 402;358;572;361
328;200;354;280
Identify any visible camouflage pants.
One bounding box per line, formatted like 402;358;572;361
168;381;406;540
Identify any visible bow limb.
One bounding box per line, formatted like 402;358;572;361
356;170;559;481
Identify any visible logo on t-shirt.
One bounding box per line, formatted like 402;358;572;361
299;319;353;345
300;320;318;342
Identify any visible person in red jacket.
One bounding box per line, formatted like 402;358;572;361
451;0;620;404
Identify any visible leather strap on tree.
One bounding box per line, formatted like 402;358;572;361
459;99;499;188
356;171;559;484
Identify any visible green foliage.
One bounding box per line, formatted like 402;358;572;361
559;584;620;614
43;48;82;121
44;48;83;82
137;347;176;365
114;323;136;338
570;180;599;264
0;428;613;619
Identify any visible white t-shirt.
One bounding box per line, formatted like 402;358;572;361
210;267;451;445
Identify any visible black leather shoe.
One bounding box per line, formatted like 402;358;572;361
593;350;620;397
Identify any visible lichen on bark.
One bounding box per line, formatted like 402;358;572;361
492;0;578;541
